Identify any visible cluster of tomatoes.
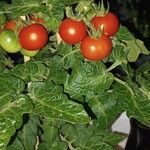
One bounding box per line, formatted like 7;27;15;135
0;14;48;57
59;12;119;61
0;9;119;60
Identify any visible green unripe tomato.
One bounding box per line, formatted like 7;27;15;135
0;30;21;53
20;48;39;57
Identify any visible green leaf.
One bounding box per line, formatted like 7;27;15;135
135;62;150;99
135;39;150;55
47;56;68;84
126;39;150;62
0;48;9;73
116;26;135;41
88;91;119;129
0;75;32;149
110;45;127;64
64;61;114;98
9;0;41;18
58;43;82;69
114;81;150;127
28;81;90;124
60;123;124;150
45;16;60;32
0;74;25;102
10;61;48;83
6;137;25;150
38;119;67;150
0;74;32;150
7;115;39;150
50;0;65;20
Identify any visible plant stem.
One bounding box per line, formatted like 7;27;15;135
106;61;121;72
60;134;75;150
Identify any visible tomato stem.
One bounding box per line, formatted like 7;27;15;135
106;61;121;72
66;6;75;20
60;134;75;150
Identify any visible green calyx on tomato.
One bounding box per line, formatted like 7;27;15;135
80;35;112;61
0;30;21;53
19;23;48;50
20;48;39;57
59;18;87;44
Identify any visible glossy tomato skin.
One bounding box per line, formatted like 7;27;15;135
80;35;112;61
59;18;87;44
4;20;16;31
19;24;48;50
91;12;119;37
0;30;21;53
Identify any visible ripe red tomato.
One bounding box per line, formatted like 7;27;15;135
91;12;119;37
59;18;87;44
18;24;48;50
80;35;112;61
4;20;16;31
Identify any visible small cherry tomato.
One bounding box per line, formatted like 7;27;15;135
18;23;48;50
0;30;21;53
91;12;119;37
59;18;87;44
80;35;112;61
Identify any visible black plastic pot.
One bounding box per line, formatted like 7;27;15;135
125;118;150;150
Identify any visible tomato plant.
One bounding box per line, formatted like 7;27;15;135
80;35;112;60
0;30;21;53
91;12;120;37
4;20;16;31
19;23;48;50
59;18;87;44
0;1;149;150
